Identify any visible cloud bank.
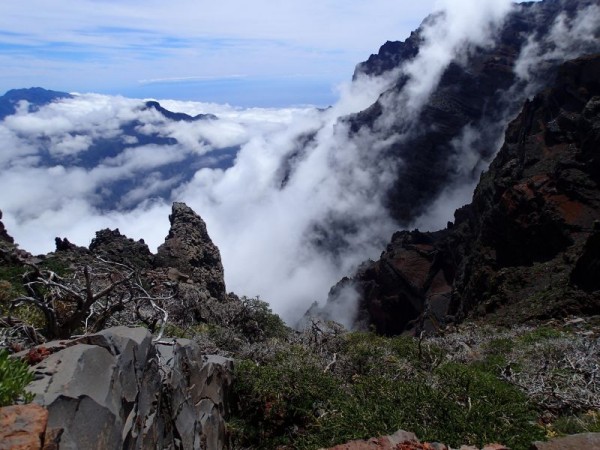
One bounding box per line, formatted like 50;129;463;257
3;0;597;327
1;75;397;323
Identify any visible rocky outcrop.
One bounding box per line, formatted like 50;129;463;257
448;54;600;323
320;430;419;450
156;202;226;300
342;229;454;335
321;54;600;334
0;210;14;244
22;326;232;449
89;228;154;268
0;210;34;266
531;433;600;449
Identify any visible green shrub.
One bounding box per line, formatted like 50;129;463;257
38;257;71;276
552;411;600;435
162;323;210;339
0;265;26;298
519;326;562;344
234;296;290;343
232;346;344;447
231;332;544;450
0;349;34;406
426;364;544;448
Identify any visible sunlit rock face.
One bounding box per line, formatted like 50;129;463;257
23;327;232;450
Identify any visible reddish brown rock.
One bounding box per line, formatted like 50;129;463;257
321;430;419;450
531;433;600;450
0;403;48;450
344;229;453;335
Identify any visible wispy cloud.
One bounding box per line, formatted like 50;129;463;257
0;0;440;104
138;75;248;85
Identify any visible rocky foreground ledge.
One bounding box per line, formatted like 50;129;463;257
318;429;600;450
1;326;232;449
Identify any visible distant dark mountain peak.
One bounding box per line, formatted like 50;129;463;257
0;87;72;120
143;100;217;122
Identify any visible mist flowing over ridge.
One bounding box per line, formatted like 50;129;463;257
1;0;599;324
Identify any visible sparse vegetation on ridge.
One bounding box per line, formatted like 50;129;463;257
228;323;549;449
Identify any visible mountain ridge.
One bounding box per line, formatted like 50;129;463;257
346;0;600;226
316;53;600;335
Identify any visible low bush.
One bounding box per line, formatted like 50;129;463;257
231;331;544;449
0;349;34;406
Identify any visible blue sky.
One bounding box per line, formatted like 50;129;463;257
0;0;440;107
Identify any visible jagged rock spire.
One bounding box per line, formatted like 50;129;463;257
156;202;226;300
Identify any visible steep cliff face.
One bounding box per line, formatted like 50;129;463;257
327;54;600;334
449;54;600;323
348;0;600;225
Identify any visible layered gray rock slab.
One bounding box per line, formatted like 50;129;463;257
157;339;233;450
24;327;233;450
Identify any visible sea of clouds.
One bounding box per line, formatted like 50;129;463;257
2;0;599;325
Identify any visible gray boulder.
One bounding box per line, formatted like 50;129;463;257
26;326;233;449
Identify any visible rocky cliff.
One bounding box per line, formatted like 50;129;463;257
325;54;600;335
3;327;232;450
349;0;600;225
155;202;227;301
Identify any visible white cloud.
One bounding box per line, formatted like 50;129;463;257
390;0;512;117
514;4;600;86
0;0;575;329
0;0;440;100
1;72;400;324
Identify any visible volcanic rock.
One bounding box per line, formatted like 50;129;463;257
0;210;14;244
348;0;600;226
531;433;600;449
449;54;600;323
322;54;600;334
320;429;419;450
320;429;511;450
89;228;154;268
156;202;226;300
